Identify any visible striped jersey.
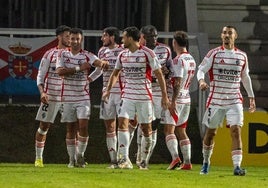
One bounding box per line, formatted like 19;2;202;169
152;43;172;97
98;45;124;94
115;45;161;101
198;46;251;107
36;47;62;102
56;49;99;103
168;52;196;104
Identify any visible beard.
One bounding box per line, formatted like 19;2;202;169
103;40;112;47
62;41;71;48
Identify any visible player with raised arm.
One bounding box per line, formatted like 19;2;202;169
197;25;256;175
161;31;196;170
56;28;108;168
102;26;169;170
34;25;71;167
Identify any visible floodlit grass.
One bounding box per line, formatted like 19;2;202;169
0;164;267;188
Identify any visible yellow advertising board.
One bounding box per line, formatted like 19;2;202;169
211;110;268;166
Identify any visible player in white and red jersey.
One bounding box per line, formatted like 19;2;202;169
197;26;256;176
88;27;125;169
161;31;196;170
102;26;170;170
135;25;173;167
34;25;71;168
56;28;109;168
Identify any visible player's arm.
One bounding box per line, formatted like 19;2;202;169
197;58;212;91
88;67;103;83
102;69;121;103
241;59;256;113
154;68;170;110
37;54;50;104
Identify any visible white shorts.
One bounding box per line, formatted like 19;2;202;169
100;93;121;120
35;102;62;123
118;98;154;124
152;96;162;119
161;103;190;127
61;100;91;123
202;103;243;129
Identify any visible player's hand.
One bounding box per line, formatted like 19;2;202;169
40;92;49;104
161;96;170;110
101;90;110;104
249;97;256;113
199;79;209;91
80;62;90;71
101;60;109;71
168;101;177;117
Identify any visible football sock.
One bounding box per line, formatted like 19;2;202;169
232;150;243;168
165;134;179;160
106;131;117;162
35;140;45;160
117;129;130;159
77;134;89;156
66;138;76;161
141;133;152;162
180;139;191;164
202;143;214;164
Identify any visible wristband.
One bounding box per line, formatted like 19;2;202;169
75;66;80;72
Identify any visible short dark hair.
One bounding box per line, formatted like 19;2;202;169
173;31;188;48
55;25;71;36
140;25;157;36
123;26;140;42
103;27;120;43
224;25;238;33
70;28;83;35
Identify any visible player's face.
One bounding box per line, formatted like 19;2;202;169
70;33;83;50
61;31;71;47
122;31;131;48
101;32;113;47
221;27;237;49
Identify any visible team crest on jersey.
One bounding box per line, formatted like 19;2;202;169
78;59;84;65
158;54;163;59
136;57;140;62
236;60;240;65
114;51;118;56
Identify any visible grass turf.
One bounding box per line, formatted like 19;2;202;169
0;163;267;188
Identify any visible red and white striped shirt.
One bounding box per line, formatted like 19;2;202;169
168;52;196;104
197;46;254;107
115;45;161;101
36;47;62;102
98;45;124;94
152;43;172;98
56;49;99;103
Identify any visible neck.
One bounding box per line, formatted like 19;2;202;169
129;42;140;52
108;43;118;49
223;43;234;50
176;47;187;55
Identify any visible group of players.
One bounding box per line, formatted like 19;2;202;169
34;24;256;176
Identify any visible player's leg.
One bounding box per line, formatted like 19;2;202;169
175;104;192;170
136;123;142;167
34;102;60;167
104;119;118;168
200;107;225;174
35;121;50;167
66;122;78;168
227;104;246;176
164;124;181;170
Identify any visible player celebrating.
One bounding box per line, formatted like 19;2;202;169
56;28;108;168
102;26;169;170
89;27;125;168
34;25;71;167
197;25;256;175
136;25;172;166
161;31;196;170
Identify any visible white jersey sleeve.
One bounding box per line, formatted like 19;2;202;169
241;56;254;97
